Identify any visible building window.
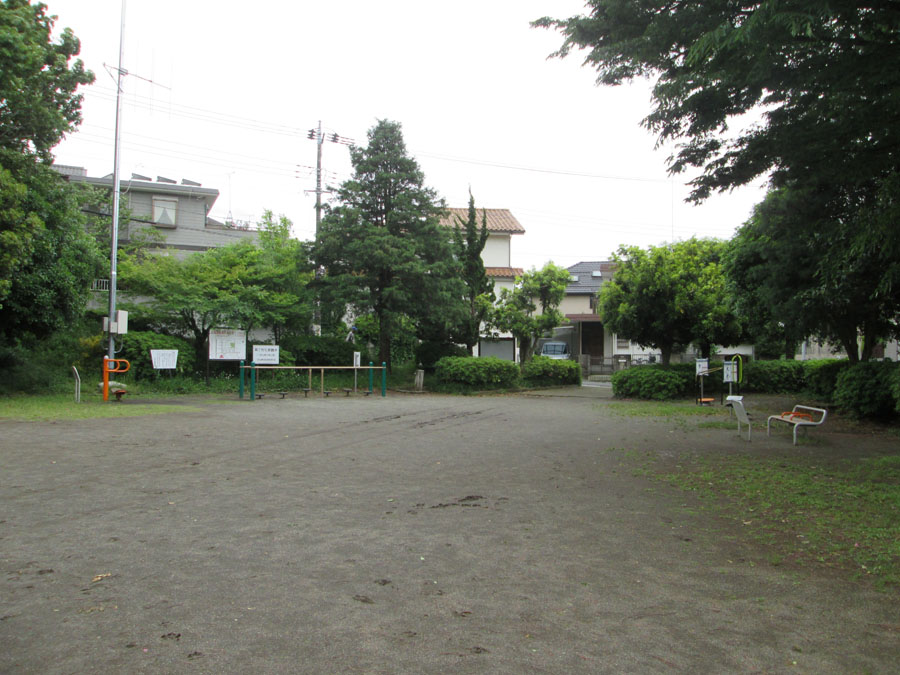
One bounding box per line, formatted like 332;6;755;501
152;197;178;227
616;335;630;351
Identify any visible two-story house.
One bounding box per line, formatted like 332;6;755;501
439;208;525;361
55;165;258;258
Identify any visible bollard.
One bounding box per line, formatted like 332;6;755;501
250;362;256;401
381;362;387;397
239;360;245;399
368;361;374;393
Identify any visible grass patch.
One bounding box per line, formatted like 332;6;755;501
0;394;203;421
662;454;900;588
603;400;727;418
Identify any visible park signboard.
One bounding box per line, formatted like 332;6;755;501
209;329;246;360
252;345;279;365
150;349;178;369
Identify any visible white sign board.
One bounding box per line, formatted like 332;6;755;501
209;329;246;360
353;351;361;368
723;361;737;383
150;349;178;369
253;345;280;365
695;358;710;376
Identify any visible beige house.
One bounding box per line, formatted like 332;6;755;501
439;208;525;360
55;165;258;258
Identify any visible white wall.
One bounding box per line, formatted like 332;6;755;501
482;235;511;267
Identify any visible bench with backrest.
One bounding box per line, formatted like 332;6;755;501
767;405;827;445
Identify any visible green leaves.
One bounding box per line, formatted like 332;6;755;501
488;263;571;362
315;120;460;369
537;1;900;202
599;238;739;364
0;1;94;157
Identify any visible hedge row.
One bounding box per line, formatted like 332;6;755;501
611;359;900;420
434;355;580;390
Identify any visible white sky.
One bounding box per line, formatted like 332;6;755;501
50;0;769;271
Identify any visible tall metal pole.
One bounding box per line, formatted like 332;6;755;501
107;0;127;359
315;120;323;239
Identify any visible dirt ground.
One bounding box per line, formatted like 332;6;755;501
2;387;898;674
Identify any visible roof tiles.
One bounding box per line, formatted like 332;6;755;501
439;208;526;234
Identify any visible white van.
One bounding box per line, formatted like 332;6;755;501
540;341;570;360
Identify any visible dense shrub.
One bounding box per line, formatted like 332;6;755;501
803;359;852;401
415;340;469;371
118;331;196;380
611;366;687;400
891;366;900;415
743;360;805;393
434;356;519;389
834;361;899;420
522;356;581;386
284;336;358;367
668;362;713;395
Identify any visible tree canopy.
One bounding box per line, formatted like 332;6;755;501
535;1;900;202
599;238;741;365
0;2;97;354
489;262;571;363
120;214;311;367
0;0;94;158
724;186;900;362
315;119;462;371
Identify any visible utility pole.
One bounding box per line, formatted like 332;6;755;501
314;120;323;237
305;124;353;336
305;123;354;242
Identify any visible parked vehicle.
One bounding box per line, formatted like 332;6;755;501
540;341;571;360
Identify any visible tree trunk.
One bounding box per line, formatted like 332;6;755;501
660;345;673;366
835;328;860;363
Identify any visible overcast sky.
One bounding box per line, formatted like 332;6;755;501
50;0;769;271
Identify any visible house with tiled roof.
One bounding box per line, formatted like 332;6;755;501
439;208;526;360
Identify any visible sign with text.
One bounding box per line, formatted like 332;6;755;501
209;329;246;360
253;345;280;365
353;351;361;368
150;349;178;369
695;358;710;376
723;361;737;383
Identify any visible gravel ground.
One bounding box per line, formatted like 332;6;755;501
2;388;898;673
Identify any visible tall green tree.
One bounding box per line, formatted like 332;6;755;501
599;239;741;365
489;263;571;363
0;0;93;158
0;155;102;347
315;119;460;371
724;186;900;362
535;1;900;201
254;210;315;343
1;0;96;341
451;192;492;352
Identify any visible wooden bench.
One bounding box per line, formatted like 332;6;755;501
767;405;827;445
342;388;353;397
323;390;333;397
725;395;751;441
278;391;288;399
255;393;265;399
302;388;312;398
113;389;127;401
